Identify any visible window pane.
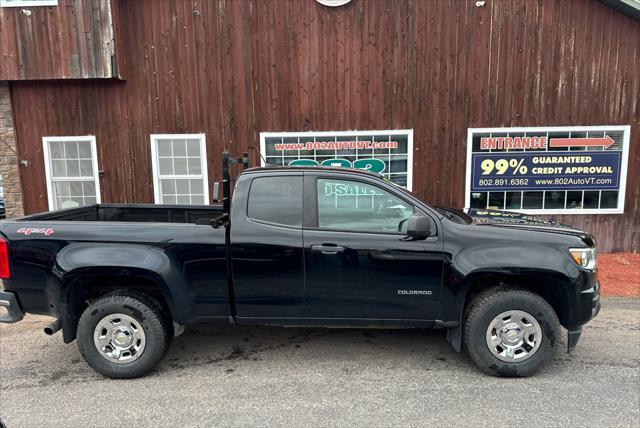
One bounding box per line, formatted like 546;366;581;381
78;141;92;158
57;197;78;209
488;192;504;210
389;157;407;173
523;191;543;209
52;160;66;177
50;141;64;159
54;181;70;197
172;139;187;156
176;195;190;205
82;181;96;197
248;177;302;227
566;191;583;210
388;174;407;187
161;179;176;195
505;192;522;209
79;160;93;177
583;191;599;209
70;197;84;206
187;157;202;175
162;194;177;204
174;158;188;175
187;139;200;156
69;181;83;196
65;141;79;158
600;191;618;209
317;179;413;233
189;179;203;195
66;160;80;177
190;195;204;205
157;140;172;156
470;192;487;209
159;158;173;175
176;179;190;195
544;191;565;209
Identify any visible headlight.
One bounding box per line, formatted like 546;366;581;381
569;247;597;270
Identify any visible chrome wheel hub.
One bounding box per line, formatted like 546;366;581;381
93;313;146;364
486;310;542;362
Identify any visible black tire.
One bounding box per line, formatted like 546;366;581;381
463;287;560;377
77;292;173;379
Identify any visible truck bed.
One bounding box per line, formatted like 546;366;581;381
18;203;224;225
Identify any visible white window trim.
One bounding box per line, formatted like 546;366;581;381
1;0;58;7
465;125;631;215
150;133;210;205
42;136;101;211
260;129;414;191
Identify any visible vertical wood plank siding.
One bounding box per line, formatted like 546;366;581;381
8;0;640;252
0;0;116;79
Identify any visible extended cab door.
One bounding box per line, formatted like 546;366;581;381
302;173;444;322
230;172;305;319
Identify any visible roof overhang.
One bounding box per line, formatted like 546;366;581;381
597;0;640;21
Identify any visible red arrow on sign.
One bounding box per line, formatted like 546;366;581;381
549;135;615;149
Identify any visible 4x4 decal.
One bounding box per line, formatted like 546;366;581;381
17;227;54;236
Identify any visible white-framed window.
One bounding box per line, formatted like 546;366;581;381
42;136;101;211
260;129;414;190
0;0;58;7
150;134;209;205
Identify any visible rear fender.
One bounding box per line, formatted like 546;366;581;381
56;243;189;342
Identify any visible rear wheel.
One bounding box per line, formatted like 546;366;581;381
463;287;560;377
77;292;172;379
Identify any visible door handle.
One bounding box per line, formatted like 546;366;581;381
311;245;345;255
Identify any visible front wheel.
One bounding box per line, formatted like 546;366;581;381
77;292;173;379
463;287;560;377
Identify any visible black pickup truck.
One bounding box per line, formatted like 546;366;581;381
0;160;600;378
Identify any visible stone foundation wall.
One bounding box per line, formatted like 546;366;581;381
0;82;24;219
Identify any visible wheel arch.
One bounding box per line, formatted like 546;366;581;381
462;272;573;324
59;269;177;343
447;270;574;352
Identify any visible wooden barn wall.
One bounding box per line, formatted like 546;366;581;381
0;0;117;80
9;0;640;252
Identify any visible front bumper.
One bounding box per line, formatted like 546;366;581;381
568;279;601;352
0;291;24;323
582;278;601;320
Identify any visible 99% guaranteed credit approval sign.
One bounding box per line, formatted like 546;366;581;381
470;136;622;192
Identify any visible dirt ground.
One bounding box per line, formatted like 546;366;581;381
599;253;640;297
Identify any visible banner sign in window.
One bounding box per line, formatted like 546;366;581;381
465;126;630;214
260;130;413;190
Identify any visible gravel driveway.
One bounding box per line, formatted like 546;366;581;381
1;297;638;427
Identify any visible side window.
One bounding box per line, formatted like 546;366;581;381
247;176;303;227
317;178;413;233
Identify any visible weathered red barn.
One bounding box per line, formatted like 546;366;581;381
0;0;638;252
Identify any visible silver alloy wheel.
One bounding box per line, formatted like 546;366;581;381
93;313;146;364
485;310;542;362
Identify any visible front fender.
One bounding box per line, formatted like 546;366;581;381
442;243;581;351
449;242;579;299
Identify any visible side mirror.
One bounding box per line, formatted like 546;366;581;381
407;213;434;240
